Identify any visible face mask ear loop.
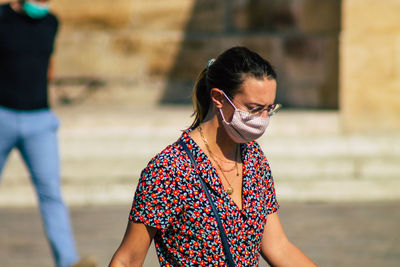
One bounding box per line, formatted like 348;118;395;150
221;91;237;110
218;108;229;123
219;91;236;124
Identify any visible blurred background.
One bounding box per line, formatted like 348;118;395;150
0;0;399;266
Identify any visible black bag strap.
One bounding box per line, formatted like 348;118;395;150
178;140;235;267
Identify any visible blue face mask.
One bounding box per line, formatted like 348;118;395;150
23;1;50;19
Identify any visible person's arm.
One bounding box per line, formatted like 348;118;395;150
260;212;317;267
109;221;158;267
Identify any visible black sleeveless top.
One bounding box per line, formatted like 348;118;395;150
0;4;58;110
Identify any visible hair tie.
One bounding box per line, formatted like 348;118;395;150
206;58;216;69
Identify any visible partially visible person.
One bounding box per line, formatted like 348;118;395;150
109;47;317;266
0;1;96;266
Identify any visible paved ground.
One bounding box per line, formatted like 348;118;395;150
0;201;399;267
0;102;399;266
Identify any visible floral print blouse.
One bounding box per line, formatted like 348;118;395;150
129;129;279;266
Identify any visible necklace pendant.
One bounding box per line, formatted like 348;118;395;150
226;187;234;195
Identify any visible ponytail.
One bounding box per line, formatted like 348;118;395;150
191;68;210;128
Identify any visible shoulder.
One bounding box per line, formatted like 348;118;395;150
46;12;59;28
0;4;9;18
150;141;186;167
0;3;8;11
244;140;267;160
140;141;187;182
48;12;58;23
244;140;273;174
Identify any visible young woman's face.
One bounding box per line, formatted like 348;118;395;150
222;76;277;122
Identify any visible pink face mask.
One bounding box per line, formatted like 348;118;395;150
219;92;270;143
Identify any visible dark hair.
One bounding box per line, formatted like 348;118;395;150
191;46;277;128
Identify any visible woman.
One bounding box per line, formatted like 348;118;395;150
109;47;317;266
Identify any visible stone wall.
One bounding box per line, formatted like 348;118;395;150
340;0;400;132
162;0;341;107
48;0;340;108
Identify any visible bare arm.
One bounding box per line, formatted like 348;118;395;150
109;221;158;267
260;212;317;267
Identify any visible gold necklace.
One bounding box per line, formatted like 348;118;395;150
208;150;237;173
198;125;239;195
198;125;239;175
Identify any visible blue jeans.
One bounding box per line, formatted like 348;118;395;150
0;106;78;267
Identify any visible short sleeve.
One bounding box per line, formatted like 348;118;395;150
129;150;182;230
263;158;279;214
254;142;279;214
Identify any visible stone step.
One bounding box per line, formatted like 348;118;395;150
3;149;400;185
1;105;399;206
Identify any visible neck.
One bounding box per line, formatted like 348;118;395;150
11;2;23;13
200;106;238;160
